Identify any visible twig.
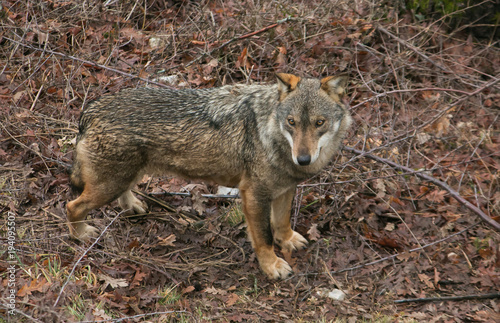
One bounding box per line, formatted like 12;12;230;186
1;123;51;172
53;210;125;307
351;87;468;110
395;292;500;304
327;223;478;276
343;146;500;231
0;303;44;323
29;83;43;111
376;25;453;74
132;189;202;222
350;75;500;111
1;122;72;168
3;37;173;89
181;16;294;69
80;310;189;323
150;191;239;199
408;0;493;41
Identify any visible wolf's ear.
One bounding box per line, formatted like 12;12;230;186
320;75;348;100
276;73;301;101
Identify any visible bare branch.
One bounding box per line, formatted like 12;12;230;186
172;16;295;70
343;146;500;231
53;210;125;307
325;223;478;276
376;25;453;74
3;37;173;89
395;292;500;304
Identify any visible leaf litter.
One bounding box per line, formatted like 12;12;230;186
0;0;499;322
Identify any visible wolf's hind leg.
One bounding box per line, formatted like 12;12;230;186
118;190;147;214
67;186;118;242
271;188;308;252
67;154;138;241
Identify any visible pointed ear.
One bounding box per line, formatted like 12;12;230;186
320;75;348;100
276;73;301;101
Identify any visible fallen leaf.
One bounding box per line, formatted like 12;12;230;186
427;190;447;204
434;268;440;286
417;132;431;145
205;286;226;295
183;184;209;214
236;47;252;70
17;278;49;296
128;238;140;249
307;223;321;241
384;222;395;232
424;112;452;136
120;27;146;46
203;58;219;75
225;293;239;306
35;28;49;44
418;273;434;289
131;269;148;287
191;190;209;214
93;308;112;321
390;196;405;206
375;179;386;198
347;32;362;39
13;90;26;103
98;274;129;289
421;91;440;102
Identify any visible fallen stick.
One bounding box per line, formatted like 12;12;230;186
149;191;239;199
54;210;126;307
394;292;500;304
3;36;173;89
343;146;500;231
376;25;452;74
326;223;477;276
351;76;500;145
182;16;294;68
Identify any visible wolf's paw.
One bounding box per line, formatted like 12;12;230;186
128;199;147;214
279;231;308;253
70;223;99;242
118;191;147;214
261;257;292;280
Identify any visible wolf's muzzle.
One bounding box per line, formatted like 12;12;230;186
297;154;311;166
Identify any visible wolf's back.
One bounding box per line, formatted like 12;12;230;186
78;85;277;135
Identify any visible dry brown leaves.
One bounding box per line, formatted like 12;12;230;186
0;0;499;321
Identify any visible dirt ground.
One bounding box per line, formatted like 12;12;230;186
1;0;499;322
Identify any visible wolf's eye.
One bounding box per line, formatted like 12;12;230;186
316;119;325;127
288;118;295;126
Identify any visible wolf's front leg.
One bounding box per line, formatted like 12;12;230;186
240;181;292;279
271;187;308;252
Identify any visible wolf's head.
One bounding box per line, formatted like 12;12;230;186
276;73;351;167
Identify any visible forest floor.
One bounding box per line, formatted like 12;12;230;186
0;0;499;322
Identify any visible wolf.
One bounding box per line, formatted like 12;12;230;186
67;73;352;279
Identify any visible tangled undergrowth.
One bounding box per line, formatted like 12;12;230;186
0;0;499;321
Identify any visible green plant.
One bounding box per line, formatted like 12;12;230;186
224;204;245;226
159;284;181;305
406;0;466;19
66;294;87;321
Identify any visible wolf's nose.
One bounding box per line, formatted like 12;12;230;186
297;155;311;166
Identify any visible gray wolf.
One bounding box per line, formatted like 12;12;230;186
67;73;352;279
